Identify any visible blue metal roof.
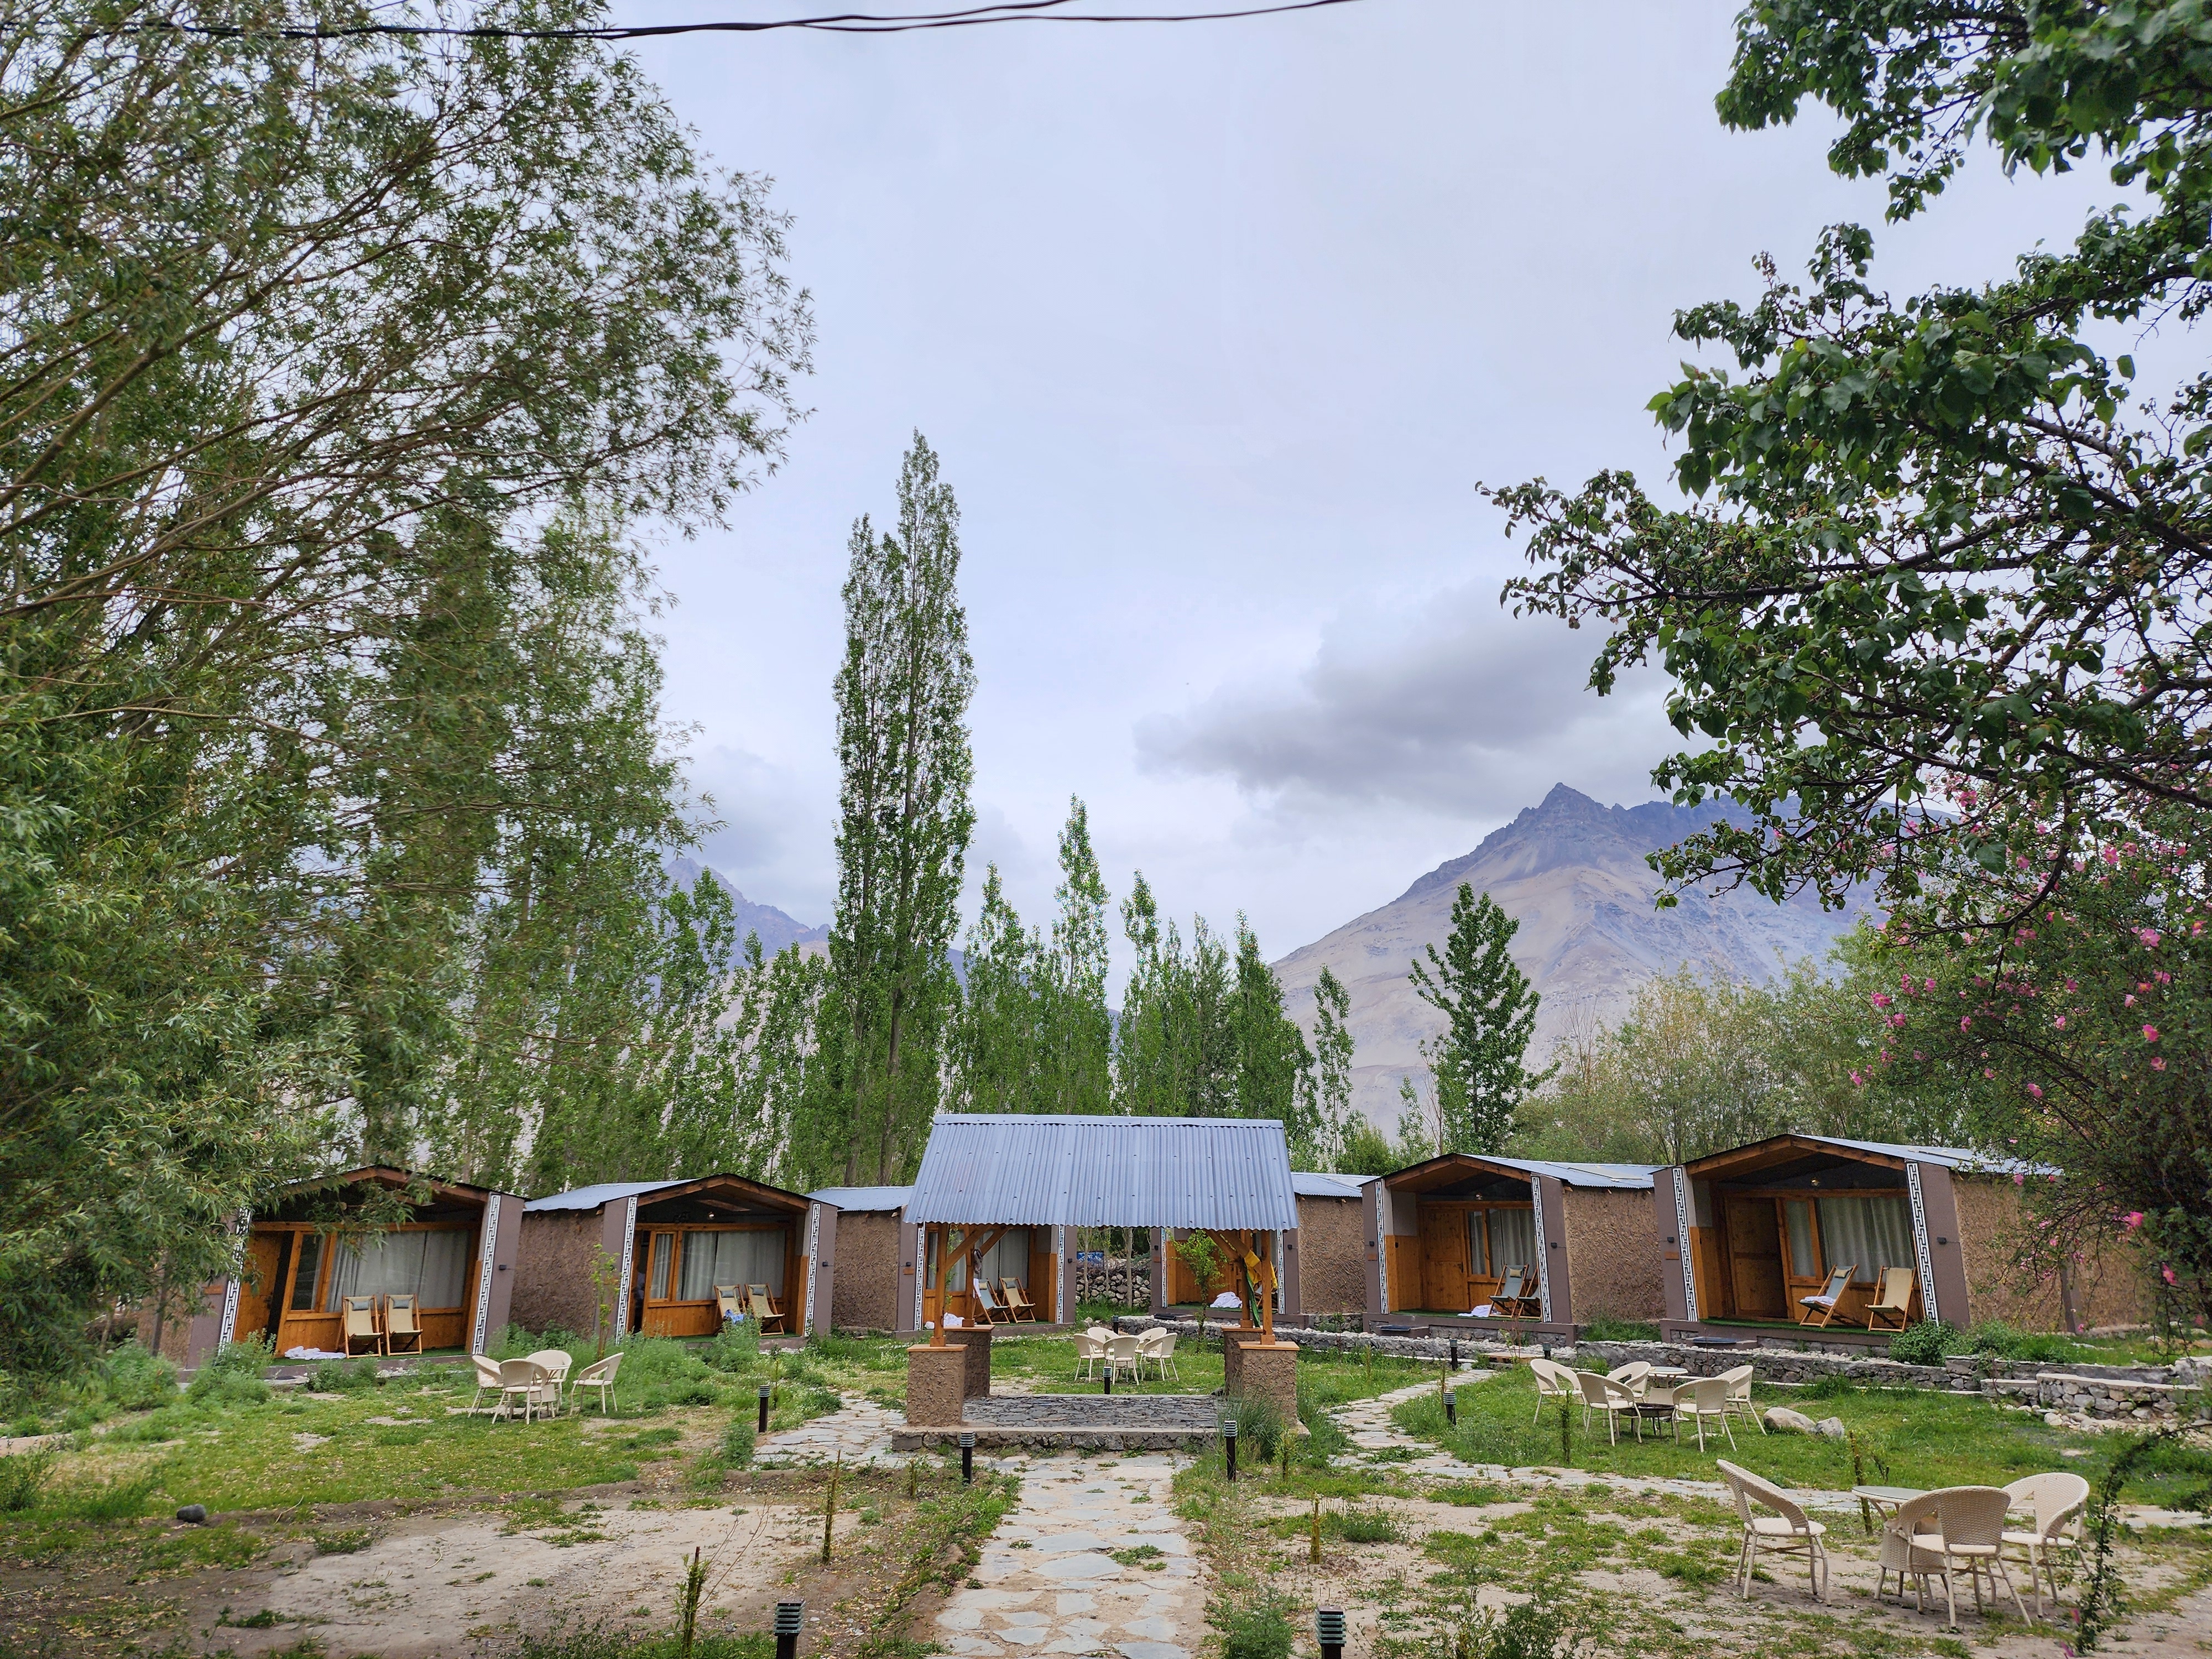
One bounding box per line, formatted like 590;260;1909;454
905;1114;1298;1230
1799;1136;2039;1176
1478;1157;1663;1191
808;1186;914;1213
525;1180;686;1213
1292;1172;1376;1198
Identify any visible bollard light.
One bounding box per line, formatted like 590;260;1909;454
1449;1338;1459;1371
774;1600;805;1659
1103;1363;1112;1396
958;1430;975;1486
1444;1386;1457;1427
1316;1606;1347;1659
758;1381;772;1433
1223;1417;1238;1483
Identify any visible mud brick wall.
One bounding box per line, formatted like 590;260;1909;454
1295;1196;1370;1316
1561;1188;1663;1322
510;1211;604;1339
1952;1177;2148;1332
829;1209;902;1332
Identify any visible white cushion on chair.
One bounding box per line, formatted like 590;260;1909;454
1751;1516;1827;1538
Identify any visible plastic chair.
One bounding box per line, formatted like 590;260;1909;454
1573;1370;1644;1443
1073;1329;1106;1380
1879;1490;1948;1611
383;1294;424;1356
1718;1459;1828;1603
571;1352;623;1416
1142;1329;1179;1381
526;1348;573;1416
1526;1356;1580;1425
1672;1376;1736;1452
1717;1364;1764;1433
2002;1472;2088;1617
1934;1486;2033;1625
1106;1334;1142;1384
468;1352;503;1413
1604;1360;1653;1399
493;1359;554;1423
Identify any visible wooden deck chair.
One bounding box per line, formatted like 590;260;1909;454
383;1293;424;1355
747;1287;785;1335
972;1281;1009;1326
1797;1264;1858;1328
1494;1265;1540;1318
713;1284;744;1325
1001;1277;1039;1322
1865;1267;1916;1332
340;1295;384;1357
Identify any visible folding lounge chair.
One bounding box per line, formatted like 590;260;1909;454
1797;1264;1858;1328
340;1295;384;1357
1718;1459;1829;1604
972;1282;1009;1326
1865;1267;1917;1333
714;1284;745;1326
383;1293;424;1356
747;1287;785;1335
1493;1266;1539;1318
1001;1277;1039;1322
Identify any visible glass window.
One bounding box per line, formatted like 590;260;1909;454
975;1228;1031;1290
1465;1212;1490;1277
1488;1207;1537;1274
1785;1200;1820;1279
649;1232;675;1301
925;1229;968;1291
1815;1194;1915;1282
675;1229;788;1301
289;1233;324;1311
324;1227;474;1310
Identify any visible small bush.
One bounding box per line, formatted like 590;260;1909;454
1208;1588;1295;1659
1425;1581;1584;1659
48;1470;159;1522
1328;1505;1401;1543
98;1344;179;1411
310;1357;382;1392
0;1449;55;1512
1220;1394;1286;1464
1964;1319;2077;1363
702;1326;761;1373
1886;1320;1959;1366
722;1415;755;1467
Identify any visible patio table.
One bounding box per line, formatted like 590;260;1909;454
1851;1485;1926;1517
1645;1366;1689;1380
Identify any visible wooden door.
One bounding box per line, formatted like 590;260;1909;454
1418;1204;1468;1312
236;1234;284;1348
1725;1196;1786;1318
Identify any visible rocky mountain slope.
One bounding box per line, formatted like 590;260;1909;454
1272;784;1874;1125
666;854;828;956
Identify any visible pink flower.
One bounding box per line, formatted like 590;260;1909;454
2065;980;2078;993
1924;977;1936;992
2013;1173;2025;1186
2126;994;2137;1006
2124;1212;2145;1229
2138;927;2162;947
1850;1070;1866;1088
2152;1057;2167;1071
2055;1015;2067;1027
2143;1025;2160;1042
2163;1266;2179;1286
1871;992;1893;1009
1960;1017;1973;1031
2027;1083;2044;1099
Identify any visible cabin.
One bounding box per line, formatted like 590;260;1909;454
1366;1154;1664;1338
1655;1135;2147;1345
808;1186;917;1334
515;1173;828;1341
1287;1171;1376;1317
178;1167;521;1366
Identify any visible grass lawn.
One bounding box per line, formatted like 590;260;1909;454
1396;1359;2212;1504
987;1328;1445;1404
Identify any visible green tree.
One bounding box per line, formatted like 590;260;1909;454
1406;885;1547;1154
0;0;808;1377
950;865;1045;1115
1113;875;1242;1119
1297;965;1358;1169
1229;918;1313;1133
1498;3;2212;917
1040;799;1114;1116
821;434;977;1183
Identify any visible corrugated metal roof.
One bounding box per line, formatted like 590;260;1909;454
905;1115;1298;1230
1480;1156;1663;1191
525;1180;686;1213
808;1186;914;1213
1292;1172;1376;1198
1801;1136;2038;1176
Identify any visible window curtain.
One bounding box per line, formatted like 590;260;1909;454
1465;1212;1490;1277
1487;1207;1537;1275
676;1230;788;1302
977;1229;1032;1291
324;1228;472;1310
1785;1201;1820;1279
1815;1195;1915;1282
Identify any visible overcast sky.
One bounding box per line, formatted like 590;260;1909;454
614;0;2133;978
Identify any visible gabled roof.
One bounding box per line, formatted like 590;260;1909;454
1385;1152;1662;1193
809;1186;915;1213
1292;1172;1377;1198
524;1172;809;1213
906;1114;1298;1231
280;1165;521;1205
1680;1134;2036;1180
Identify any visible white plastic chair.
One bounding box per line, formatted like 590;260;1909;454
468;1353;503;1414
1526;1356;1580;1425
493;1358;554;1423
1145;1329;1179;1381
1717;1364;1764;1433
1718;1458;1828;1604
1931;1486;2033;1625
2002;1472;2089;1617
1879;1489;1948;1611
1573;1370;1644;1443
1604;1360;1653;1399
571;1352;623;1416
1671;1376;1736;1452
1073;1329;1106;1380
526;1349;573;1416
1106;1334;1142;1385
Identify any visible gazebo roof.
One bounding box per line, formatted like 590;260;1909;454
905;1114;1298;1231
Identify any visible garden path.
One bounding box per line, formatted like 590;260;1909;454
752;1394;901;1468
934;1450;1206;1659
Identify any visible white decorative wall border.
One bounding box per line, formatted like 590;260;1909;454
471;1193;503;1354
1529;1175;1553;1324
1672;1168;1699;1320
614;1194;640;1338
1906;1163;1940;1324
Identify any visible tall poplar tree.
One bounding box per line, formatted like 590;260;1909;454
1299;964;1357;1169
1040;799;1114;1115
950;866;1044;1115
823;434;976;1182
1407;884;1548;1154
1229;917;1312;1128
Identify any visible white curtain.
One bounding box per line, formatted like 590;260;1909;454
1487;1207;1537;1276
676;1229;787;1301
325;1228;472;1310
1465;1212;1490;1277
1815;1195;1916;1283
977;1228;1032;1291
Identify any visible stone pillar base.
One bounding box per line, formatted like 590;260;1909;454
906;1343;967;1427
944;1325;994;1397
1233;1339;1299;1430
1216;1325;1262;1397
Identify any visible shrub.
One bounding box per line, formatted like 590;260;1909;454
1328;1505;1401;1543
46;1470;159;1522
1207;1588;1295;1659
1886;1320;1959;1366
702;1326;761;1373
722;1415;755;1468
0;1449;54;1512
310;1357;382;1392
1220;1394;1286;1465
1425;1582;1585;1659
98;1344;179;1411
1964;1319;2077;1363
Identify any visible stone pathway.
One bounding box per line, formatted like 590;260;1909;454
935;1451;1206;1658
752;1394;901;1468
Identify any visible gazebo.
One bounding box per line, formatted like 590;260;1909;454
900;1113;1301;1437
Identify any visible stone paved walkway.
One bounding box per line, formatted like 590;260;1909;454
935;1451;1205;1658
752;1395;901;1468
